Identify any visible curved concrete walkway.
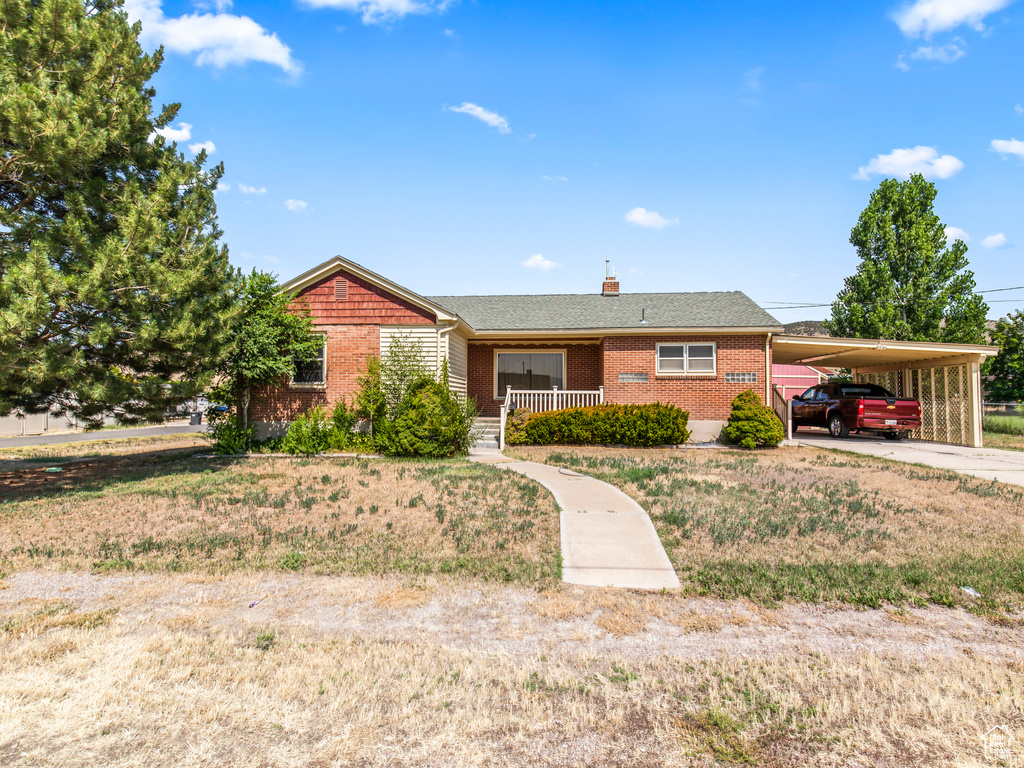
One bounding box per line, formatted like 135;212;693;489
468;448;680;590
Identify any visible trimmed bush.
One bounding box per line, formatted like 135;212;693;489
384;377;478;458
724;389;783;450
506;402;690;447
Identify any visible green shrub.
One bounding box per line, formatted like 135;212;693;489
383;376;478;458
204;407;255;454
278;400;362;455
724;389;784;450
506;403;690;447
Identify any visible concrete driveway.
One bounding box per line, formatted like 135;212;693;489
790;429;1024;488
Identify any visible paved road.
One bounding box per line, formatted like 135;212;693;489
791;431;1024;488
468;447;680;590
0;423;205;449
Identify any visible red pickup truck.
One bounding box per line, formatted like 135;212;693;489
792;382;921;440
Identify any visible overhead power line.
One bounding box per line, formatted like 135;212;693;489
759;285;1024;310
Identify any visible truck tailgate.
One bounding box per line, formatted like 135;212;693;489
860;398;919;419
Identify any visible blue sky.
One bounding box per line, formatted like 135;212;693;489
130;0;1024;322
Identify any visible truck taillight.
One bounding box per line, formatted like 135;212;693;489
917;405;921;418
858;401;864;416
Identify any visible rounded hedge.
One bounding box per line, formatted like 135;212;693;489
723;389;784;450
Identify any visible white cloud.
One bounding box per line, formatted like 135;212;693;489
301;0;453;25
896;55;912;71
945;226;971;243
238;183;267;195
911;40;967;62
893;0;1016;37
853;146;964;180
542;175;568;182
150;121;193;142
522;253;559;271
446;102;511;134
125;0;301;75
744;66;764;91
285;199;309;212
1016;104;1024;116
982;233;1010;248
215;182;230;194
625;207;678;229
444;28;455;36
188;140;216;155
991;138;1024;157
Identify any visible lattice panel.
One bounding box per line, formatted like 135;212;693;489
908;365;970;446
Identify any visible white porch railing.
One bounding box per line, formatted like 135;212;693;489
498;386;604;450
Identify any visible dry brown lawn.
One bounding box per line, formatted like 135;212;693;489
510;445;1024;611
1;572;1023;767
0;449;560;585
0;433;206;473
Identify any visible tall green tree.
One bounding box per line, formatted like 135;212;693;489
825;174;988;343
0;0;239;426
984;312;1024;402
211;270;321;431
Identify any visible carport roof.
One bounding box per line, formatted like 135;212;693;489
772;334;999;371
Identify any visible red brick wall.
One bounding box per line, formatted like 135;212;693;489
468;343;602;416
251;266;438;423
250;324;379;421
293;268;435;326
602;334;770;420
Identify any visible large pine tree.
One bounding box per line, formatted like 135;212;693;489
0;0;239;426
825;174;988;344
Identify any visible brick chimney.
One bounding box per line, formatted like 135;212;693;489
602;260;619;296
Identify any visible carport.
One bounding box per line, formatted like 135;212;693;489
770;334;999;448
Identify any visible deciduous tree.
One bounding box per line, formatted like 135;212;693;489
825;174;987;343
985;312;1024;402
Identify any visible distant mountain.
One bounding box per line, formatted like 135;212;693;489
783;320;830;337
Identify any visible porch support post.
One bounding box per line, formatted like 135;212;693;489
967;360;982;448
598;385;604;405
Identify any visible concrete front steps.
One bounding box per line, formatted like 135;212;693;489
473;417;501;449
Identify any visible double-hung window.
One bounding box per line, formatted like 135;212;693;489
293;335;326;385
495;351;565;397
656;342;716;375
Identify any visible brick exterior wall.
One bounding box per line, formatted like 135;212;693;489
602;334;770;420
250;324;379;421
468;343;602;416
250;264;436;423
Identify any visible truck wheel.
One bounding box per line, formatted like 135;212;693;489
827;412;849;439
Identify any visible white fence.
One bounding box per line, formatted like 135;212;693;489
498;386;604;450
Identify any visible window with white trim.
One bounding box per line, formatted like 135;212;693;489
293;335;326;385
656;342;717;375
496;351;564;396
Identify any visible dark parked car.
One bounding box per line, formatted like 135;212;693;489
792;382;921;440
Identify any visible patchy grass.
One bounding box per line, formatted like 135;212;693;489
510;445;1024;610
0;433;206;473
0;454;560;585
984;430;1024;452
1;577;1022;767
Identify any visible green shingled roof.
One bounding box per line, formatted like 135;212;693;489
426;292;783;332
